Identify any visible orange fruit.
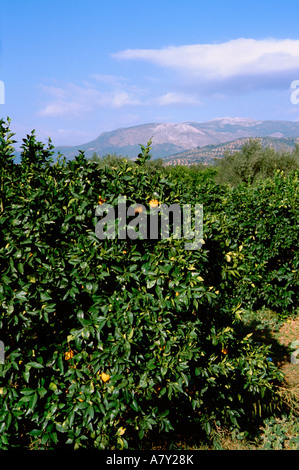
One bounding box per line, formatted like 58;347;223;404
64;350;74;360
98;196;106;205
100;372;110;382
149;199;159;208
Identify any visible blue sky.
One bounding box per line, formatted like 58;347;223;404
1;0;299;148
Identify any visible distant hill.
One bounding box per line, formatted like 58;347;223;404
53;118;299;161
163;136;299;166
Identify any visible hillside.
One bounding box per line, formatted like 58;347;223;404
163;136;299;166
53;118;299;160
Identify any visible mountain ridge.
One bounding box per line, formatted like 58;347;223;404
53;117;299;161
163;136;299;166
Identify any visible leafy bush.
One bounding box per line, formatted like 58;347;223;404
221;171;299;313
215;139;299;186
0;120;288;449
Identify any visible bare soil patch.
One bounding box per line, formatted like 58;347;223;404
275;317;299;390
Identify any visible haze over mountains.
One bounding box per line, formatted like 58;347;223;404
54;117;299;163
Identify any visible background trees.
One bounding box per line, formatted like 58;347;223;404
215;139;299;186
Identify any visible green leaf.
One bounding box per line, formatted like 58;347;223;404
40;291;52;301
29;429;41;437
20;388;35;395
19;395;32;403
130;399;139;412
26;362;44;369
49;382;58;392
86;405;94;422
17;263;24;275
23;369;30;383
15;290;27;300
29;392;38;411
146;279;156;289
57;354;64;374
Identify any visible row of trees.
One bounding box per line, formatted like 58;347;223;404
91;138;299;187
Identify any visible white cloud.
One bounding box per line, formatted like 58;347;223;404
38;79;144;118
37;38;299;121
155;92;201;106
40;102;82;117
110;91;142;107
38;83;102;117
113;38;299;81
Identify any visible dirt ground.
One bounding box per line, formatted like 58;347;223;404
275;316;299;397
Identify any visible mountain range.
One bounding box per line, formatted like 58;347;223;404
163;136;299;166
53;117;299;164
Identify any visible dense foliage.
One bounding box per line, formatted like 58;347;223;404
0;119;297;449
215;139;299;186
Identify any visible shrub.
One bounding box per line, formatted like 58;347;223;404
221;170;299;313
0;120;285;449
215;139;299;186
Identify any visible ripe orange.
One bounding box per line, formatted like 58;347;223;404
100;372;110;382
98;196;106;205
149;199;159;208
64;350;74;360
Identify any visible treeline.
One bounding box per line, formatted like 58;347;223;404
90;139;299;187
214;139;299;186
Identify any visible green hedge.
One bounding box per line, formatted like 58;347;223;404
0;119;293;449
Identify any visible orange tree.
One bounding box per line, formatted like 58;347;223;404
171;162;299;316
0;119;284;449
219;171;299;314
